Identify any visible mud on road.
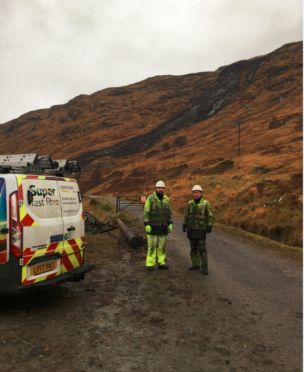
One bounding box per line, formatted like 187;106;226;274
0;200;302;372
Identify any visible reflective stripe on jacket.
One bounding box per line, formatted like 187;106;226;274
143;192;173;227
183;198;214;230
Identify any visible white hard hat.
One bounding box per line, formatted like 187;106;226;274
192;185;203;192
155;181;165;188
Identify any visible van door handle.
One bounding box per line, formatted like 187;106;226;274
0;228;8;234
27;190;34;205
67;227;75;231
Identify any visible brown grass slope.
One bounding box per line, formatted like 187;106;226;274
0;41;302;246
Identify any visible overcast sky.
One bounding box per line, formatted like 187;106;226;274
0;0;302;124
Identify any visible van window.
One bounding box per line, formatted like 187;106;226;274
22;179;62;219
58;181;81;217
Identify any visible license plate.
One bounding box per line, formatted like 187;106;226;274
30;261;57;276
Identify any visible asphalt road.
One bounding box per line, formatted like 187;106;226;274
88;195;302;370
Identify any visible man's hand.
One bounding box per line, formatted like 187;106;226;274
183;224;187;232
206;226;212;234
168;224;172;233
145;225;152;233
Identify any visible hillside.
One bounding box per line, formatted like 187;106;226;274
0;41;302;246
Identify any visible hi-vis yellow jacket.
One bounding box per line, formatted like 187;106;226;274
143;192;173;235
183;197;213;239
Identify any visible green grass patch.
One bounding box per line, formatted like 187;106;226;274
214;222;302;266
173;209;302;265
84;196;146;238
89;198;113;212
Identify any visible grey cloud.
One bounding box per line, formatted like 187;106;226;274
0;0;302;124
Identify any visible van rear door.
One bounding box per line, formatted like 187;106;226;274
58;180;85;274
0;177;8;265
18;176;64;285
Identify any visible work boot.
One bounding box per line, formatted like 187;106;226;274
188;266;200;270
146;266;154;271
158;264;169;270
202;269;208;275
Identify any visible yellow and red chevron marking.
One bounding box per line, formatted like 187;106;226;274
17;174;82;286
20;213;39;227
17;175;42;200
17;176;40;227
21;237;85;286
61;237;84;274
0;236;7;265
17;175;78;227
22;241;64;286
0;251;7;265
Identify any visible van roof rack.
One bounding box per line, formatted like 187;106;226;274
0;154;81;176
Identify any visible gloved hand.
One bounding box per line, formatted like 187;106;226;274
206;225;212;234
183;224;187;232
168;224;172;233
145;225;152;233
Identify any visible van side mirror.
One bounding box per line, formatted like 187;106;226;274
27;190;34;205
78;192;83;203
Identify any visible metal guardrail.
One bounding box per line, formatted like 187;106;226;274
116;196;146;213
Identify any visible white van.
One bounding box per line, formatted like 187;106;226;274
0;155;94;296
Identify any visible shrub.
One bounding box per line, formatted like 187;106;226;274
269;116;282;130
253;207;267;218
89;198;99;206
289;173;303;191
89;198;112;212
99;202;112;212
173;136;188;149
227;191;236;202
250;202;259;211
240;207;250;216
248;187;258;196
163;142;171;152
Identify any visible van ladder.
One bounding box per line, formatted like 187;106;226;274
0;154;81;176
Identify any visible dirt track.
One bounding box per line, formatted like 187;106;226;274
102;196;303;371
0;196;302;372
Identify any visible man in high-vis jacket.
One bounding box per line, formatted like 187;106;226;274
183;185;214;275
143;181;173;271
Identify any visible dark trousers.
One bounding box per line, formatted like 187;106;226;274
189;239;208;270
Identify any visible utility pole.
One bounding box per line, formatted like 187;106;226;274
130;156;135;175
95;158;101;186
160;132;162;155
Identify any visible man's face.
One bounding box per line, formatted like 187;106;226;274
193;191;202;199
156;187;165;194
